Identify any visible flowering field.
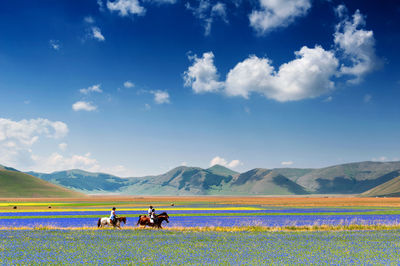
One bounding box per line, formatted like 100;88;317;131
2;198;400;264
2;206;400;228
1;229;400;264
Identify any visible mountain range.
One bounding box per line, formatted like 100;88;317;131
21;161;400;197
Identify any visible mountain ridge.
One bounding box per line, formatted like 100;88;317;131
5;161;400;196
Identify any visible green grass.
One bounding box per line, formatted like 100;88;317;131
2;229;400;264
0;170;83;198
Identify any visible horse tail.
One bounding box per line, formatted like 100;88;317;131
97;218;101;228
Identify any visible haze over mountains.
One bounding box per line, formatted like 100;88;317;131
18;161;400;197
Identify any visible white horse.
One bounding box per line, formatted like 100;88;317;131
97;217;126;228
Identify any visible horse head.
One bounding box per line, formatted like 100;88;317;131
158;212;169;223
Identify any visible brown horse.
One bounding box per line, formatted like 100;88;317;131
137;212;169;229
97;216;127;229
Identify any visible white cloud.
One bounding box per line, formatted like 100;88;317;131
183;52;224;94
58;143;67;151
186;0;228;35
144;103;151;110
124;81;135;88
0;118;68;146
183;5;379;103
72;101;97;111
49;40;60;50
363;94;372;103
80;84;102;94
32;152;100;173
334;8;378;83
323;96;333;102
0;117;128;175
91;27;105;41
181;162;187;166
210;156;241;168
249;0;311;35
107;0;146;16
0;118;68;169
150;90;170;104
281;161;294;166
84;16;95;24
225;45;338;102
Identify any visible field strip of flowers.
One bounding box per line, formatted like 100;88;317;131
4;224;400;231
3;210;400;218
1;229;400;264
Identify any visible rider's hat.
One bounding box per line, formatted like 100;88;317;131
150;205;153;208
112;207;116;210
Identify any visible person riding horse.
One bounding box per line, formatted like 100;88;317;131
110;207;117;226
150;208;157;225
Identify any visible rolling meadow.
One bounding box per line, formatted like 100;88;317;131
2;196;400;264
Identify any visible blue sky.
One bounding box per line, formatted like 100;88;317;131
0;0;399;176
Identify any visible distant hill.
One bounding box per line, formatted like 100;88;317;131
0;164;19;172
9;160;400;196
296;161;400;194
207;164;239;177
27;169;128;193
0;169;84;198
362;174;400;197
120;166;236;195
224;168;309;195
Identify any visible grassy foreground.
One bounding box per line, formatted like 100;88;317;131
3;224;400;232
1;229;400;264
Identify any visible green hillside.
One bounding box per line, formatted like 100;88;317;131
28;169;128;193
24;160;400;196
121;166;235;195
224;168;309;195
0;169;84;198
296;161;400;194
362;174;400;197
206;164;239;177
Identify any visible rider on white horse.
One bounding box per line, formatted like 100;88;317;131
150;208;157;224
110;207;117;226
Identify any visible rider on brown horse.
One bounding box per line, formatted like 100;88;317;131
110;207;117;226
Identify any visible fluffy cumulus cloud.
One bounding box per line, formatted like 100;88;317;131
249;0;311;35
80;84;102;94
210;156;241;168
91;27;105;41
281;161;293;166
185;47;338;102
0;117;129;175
0;118;68;168
183;52;224;94
334;6;379;83
0;118;68;146
106;0;146;16
150;90;170;104
186;0;228;35
72;101;97;111
184;7;379;102
226;46;338;101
